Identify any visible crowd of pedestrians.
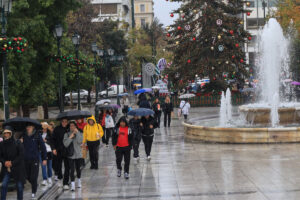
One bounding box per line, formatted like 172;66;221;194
0;92;190;199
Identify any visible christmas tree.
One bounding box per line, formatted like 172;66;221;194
166;0;252;91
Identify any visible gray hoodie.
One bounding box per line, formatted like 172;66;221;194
63;130;83;159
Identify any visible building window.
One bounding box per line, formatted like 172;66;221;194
99;4;118;14
141;18;146;27
140;4;145;12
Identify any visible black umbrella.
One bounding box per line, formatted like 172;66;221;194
128;108;154;117
56;110;92;120
3;117;42;132
97;105;118;111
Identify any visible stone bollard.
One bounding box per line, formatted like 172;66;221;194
37;106;44;120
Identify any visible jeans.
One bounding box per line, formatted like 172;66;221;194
87;140;100;169
69;159;82;182
1;171;23;200
142;135;154;157
39;153;52;180
115;146;131;173
164;112;171;127
25;160;39;194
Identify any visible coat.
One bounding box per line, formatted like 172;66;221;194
112;127;133;147
0;137;26;183
163;102;173;113
141;116;158;136
152;102;162;114
63;130;83;159
129;118;142;141
22;131;47;161
52;124;69;157
180;101;191;115
83;115;104;143
105;115;115;128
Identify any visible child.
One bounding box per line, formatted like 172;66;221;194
112;117;133;179
104;111;115;147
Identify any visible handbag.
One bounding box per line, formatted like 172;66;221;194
66;142;74;157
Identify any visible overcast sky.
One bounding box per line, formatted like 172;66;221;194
154;0;181;27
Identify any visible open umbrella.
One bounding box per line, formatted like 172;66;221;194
291;81;300;86
118;93;129;97
179;93;196;99
96;99;111;105
3;117;42;132
152;86;160;90
98;104;119;110
128;108;154;116
134;88;152;95
56;110;92;120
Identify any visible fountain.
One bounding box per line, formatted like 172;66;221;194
183;18;300;143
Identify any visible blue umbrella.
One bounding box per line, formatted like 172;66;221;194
134;88;152;95
128;108;154;116
118;93;129;97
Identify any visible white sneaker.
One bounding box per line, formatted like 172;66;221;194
57;180;62;188
147;156;151;161
48;178;52;185
77;179;82;188
54;176;58;181
71;182;75;191
63;185;69;190
42;180;47;186
31;193;36;199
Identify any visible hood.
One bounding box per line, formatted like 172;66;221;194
87;115;96;124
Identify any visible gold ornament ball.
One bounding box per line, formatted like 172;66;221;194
4;44;7;48
211;46;214;50
176;41;179;45
180;10;183;13
0;38;2;41
240;21;244;25
246;2;250;6
193;10;197;13
166;26;170;30
226;61;229;64
217;35;221;40
218;62;221;65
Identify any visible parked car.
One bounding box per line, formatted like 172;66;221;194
65;89;89;102
99;85;125;98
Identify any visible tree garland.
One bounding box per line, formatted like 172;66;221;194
0;37;28;54
47;55;102;68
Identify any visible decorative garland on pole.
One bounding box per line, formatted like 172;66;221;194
0;37;28;53
47;55;102;68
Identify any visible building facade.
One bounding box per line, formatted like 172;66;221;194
134;0;154;28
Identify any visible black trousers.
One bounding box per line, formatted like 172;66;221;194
115;146;131;173
69;159;81;182
164;112;172;127
54;155;70;185
154;112;161;127
103;128;113;145
133;138;141;158
87;140;100;168
25;160;39;194
142;135;154;157
184;114;188;120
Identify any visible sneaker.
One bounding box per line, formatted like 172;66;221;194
63;185;70;190
31;193;36;199
48;178;52;185
77;179;82;188
54;176;58;181
71;182;75;191
147;156;151;161
42;180;47;186
124;172;129;179
117;169;122;177
57;180;63;188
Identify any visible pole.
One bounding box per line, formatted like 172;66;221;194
76;48;81;110
117;80;120;105
94;52;99;119
263;1;266;23
105;57;109;98
256;0;259;28
57;38;64;113
131;0;135;28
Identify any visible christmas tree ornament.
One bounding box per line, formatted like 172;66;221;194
247;12;251;16
176;41;179;45
240;59;244;63
193;37;196;41
193;10;197;13
240;21;244;25
181;14;185;18
218;45;224;52
226;61;229;64
180;10;183;13
184;25;191;30
177;26;182;30
187;59;191;63
232;55;235;59
246;2;250;6
170;13;174;17
166;26;170;30
217;35;221;40
211;46;214;50
167;33;171;37
216;19;222;26
235;43;239;48
218;61;221;65
212;67;215;70
248;36;252;40
229;30;234;35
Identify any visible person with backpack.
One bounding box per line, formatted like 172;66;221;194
21;124;47;199
162;96;173;127
141;115;158;161
152;98;162;128
0;126;25;200
83;116;103;170
51;118;70;189
63;121;83;191
104;111;115;147
112;117;133;179
129;116;143;163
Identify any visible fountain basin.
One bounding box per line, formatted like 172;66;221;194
239;106;300;125
183;122;300;143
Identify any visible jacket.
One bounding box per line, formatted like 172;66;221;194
76;121;87;132
63;130;83;159
138;100;151;109
105;115;115;128
83;115;104;143
112;127;133;147
152;102;162;114
52;124;69;157
22;131;47;161
163;102;173;113
0;137;26;183
141;116;158;136
180;101;191;115
41;130;52;152
129;118;142;141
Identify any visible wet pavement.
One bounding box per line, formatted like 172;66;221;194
6;107;300;199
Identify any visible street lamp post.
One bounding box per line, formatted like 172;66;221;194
72;33;81;110
1;0;12;120
262;0;267;23
91;42;99;118
106;49;114;97
53;24;64;113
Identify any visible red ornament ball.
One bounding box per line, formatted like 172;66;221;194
248;36;252;40
247;12;251;16
21;49;24;52
167;33;170;37
170;13;174;17
187;59;191;63
18;37;22;41
13;38;17;41
240;59;244;63
177;26;182;30
232;55;235;59
193;37;196;41
229;30;234;35
2;48;6;51
235;43;239;48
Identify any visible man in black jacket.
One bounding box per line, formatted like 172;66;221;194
0;126;25;200
51;118;70;189
141;115;157;161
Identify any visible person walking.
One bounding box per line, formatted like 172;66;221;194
63;121;83;191
40;122;53;186
152;98;162;128
99;110;107;145
76;118;87;132
51;118;70;189
121;96;130;117
141;115;158;161
83;116;103;170
0;126;25;200
162;96;173;127
129;116;142;162
104;111;115;147
180;99;191;120
112;117;133;179
138;95;151;109
21;124;47;199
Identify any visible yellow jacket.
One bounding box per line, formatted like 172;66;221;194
83;115;104;143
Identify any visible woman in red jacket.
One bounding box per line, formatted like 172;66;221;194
112;117;133;179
